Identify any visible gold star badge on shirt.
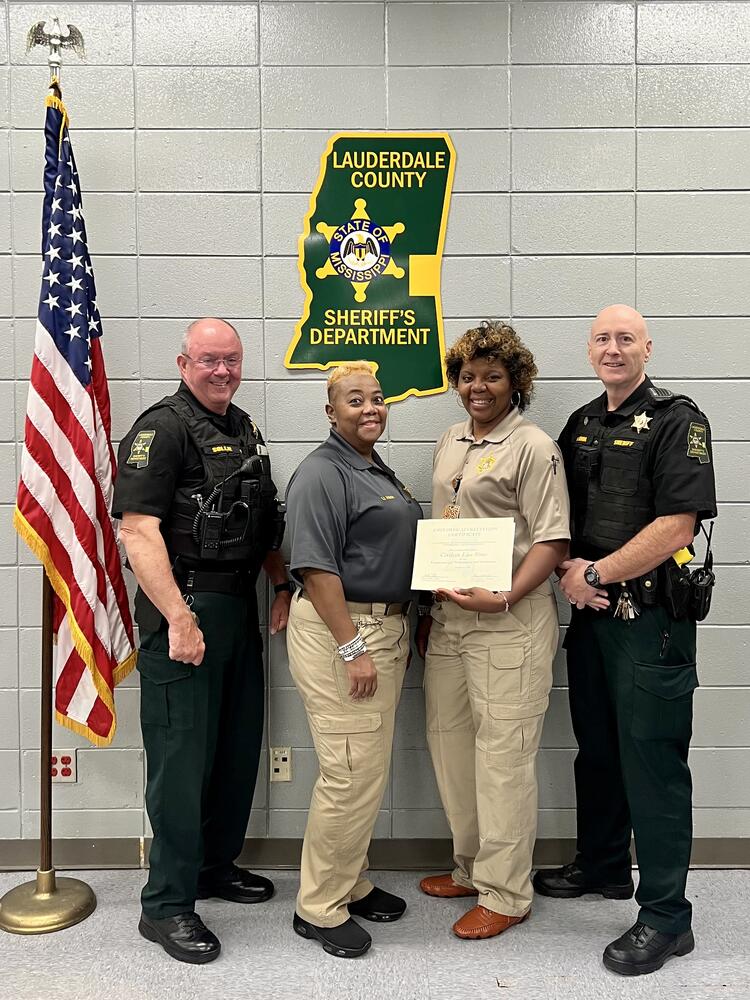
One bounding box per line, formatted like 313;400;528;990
631;412;652;434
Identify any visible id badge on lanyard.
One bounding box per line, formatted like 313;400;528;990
442;475;462;519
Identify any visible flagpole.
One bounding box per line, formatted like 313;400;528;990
40;573;54;875
0;576;97;933
0;17;96;936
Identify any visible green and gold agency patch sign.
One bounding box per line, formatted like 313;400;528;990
285;132;456;403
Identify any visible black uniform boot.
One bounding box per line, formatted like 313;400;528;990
603;921;695;976
138;911;221;964
533;863;634;899
293;912;371;958
196;865;274;903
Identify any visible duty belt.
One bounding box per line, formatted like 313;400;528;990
175;567;251;596
602;567;660;616
300;593;410;617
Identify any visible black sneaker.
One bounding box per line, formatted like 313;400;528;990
603;921;695;976
196;865;274;904
533;863;634;899
293;912;371;958
138;911;220;964
349;886;407;922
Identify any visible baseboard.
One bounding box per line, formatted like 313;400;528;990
0;838;141;870
1;838;749;872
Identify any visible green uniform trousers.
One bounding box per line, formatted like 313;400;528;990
566;604;698;935
137;591;264;919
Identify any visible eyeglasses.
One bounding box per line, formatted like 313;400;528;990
183;354;242;371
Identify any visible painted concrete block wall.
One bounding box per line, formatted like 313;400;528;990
0;1;748;845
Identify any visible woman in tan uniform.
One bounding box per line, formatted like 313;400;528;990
416;321;571;939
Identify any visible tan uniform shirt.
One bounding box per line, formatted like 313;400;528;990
432;410;571;594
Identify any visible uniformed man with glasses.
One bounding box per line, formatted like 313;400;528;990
113;318;293;964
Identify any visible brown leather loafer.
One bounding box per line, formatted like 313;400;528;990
452;905;530;940
419;873;479;898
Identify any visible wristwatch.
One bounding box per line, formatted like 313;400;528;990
583;563;601;588
274;582;294;595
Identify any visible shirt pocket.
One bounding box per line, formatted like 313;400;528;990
631;659;698;741
137;648;194;730
599;439;645;497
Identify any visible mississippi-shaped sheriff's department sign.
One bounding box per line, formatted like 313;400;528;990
285;132;456;403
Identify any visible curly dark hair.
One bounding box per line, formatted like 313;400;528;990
444;320;537;411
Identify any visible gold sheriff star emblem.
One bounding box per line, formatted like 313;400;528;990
315;198;405;303
632;411;652;434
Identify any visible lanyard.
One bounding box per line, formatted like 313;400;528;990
442;474;462;519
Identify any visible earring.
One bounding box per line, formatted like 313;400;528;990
511;390;521;408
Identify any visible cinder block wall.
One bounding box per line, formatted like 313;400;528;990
0;1;748;848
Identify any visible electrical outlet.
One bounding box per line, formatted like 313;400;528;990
270;746;292;782
51;750;77;783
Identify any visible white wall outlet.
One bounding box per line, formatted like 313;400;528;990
51;750;77;783
270;746;292;782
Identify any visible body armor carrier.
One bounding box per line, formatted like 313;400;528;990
148;391;283;567
568;385;705;556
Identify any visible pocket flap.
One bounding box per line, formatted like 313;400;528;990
634;661;698;701
488;696;548;720
137;648;192;685
488;645;526;670
312;713;382;735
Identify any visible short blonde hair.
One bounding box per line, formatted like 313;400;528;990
326;361;379;399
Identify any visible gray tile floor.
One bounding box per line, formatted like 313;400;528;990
0;869;748;1000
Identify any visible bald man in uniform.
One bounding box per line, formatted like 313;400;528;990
533;306;717;976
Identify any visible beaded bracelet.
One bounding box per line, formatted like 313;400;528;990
338;632;368;662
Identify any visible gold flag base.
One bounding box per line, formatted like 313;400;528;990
0;869;96;934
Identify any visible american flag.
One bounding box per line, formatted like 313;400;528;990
14;84;136;746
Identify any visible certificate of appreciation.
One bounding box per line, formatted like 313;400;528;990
410;518;516;592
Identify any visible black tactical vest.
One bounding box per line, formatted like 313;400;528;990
145;391;277;566
568;385;704;556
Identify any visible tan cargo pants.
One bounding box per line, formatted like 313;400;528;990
424;592;559;917
287;592;410;927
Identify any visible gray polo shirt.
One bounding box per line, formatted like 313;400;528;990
286;430;422;603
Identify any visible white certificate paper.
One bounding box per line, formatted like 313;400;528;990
410;518;516;592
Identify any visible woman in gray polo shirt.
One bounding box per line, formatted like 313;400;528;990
285;361;422;958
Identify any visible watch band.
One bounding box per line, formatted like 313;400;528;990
273;582;294;595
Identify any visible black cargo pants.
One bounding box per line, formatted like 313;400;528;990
565;604;698;934
137;590;264;919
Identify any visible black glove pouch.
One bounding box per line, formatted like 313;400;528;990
663;561;692;620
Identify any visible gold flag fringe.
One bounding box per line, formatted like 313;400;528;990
14;507;137;748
